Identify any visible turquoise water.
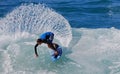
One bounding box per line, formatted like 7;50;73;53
0;0;120;74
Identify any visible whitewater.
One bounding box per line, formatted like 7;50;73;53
0;3;120;74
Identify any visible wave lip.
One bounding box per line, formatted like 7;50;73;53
0;3;72;47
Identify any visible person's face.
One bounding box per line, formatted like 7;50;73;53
37;41;42;45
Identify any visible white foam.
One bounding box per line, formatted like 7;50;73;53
1;27;120;74
2;51;13;74
69;28;120;74
0;3;72;47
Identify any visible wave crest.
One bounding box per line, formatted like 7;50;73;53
0;3;72;46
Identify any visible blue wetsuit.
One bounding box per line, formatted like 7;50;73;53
39;32;54;44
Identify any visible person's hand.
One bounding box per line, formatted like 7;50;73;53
35;54;39;58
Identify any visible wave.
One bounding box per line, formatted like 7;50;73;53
70;27;120;74
0;3;72;47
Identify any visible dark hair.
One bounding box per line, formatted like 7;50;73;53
37;39;42;43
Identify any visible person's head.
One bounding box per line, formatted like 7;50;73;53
37;39;43;45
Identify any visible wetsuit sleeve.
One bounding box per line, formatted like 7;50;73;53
34;44;39;56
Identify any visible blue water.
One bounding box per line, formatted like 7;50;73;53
1;0;120;28
1;0;120;74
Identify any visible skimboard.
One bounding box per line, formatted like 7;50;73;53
50;46;62;61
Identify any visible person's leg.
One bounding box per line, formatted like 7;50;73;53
47;43;55;51
47;43;58;57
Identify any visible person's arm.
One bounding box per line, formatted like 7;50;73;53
34;44;39;57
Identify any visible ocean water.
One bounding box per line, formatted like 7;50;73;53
0;0;120;74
